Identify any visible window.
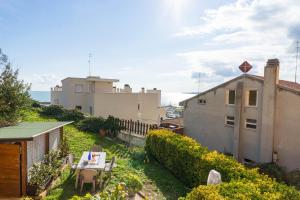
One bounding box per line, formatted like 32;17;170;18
248;90;257;106
198;99;207;104
89;106;93;115
88;83;95;93
246;118;257;129
138;104;140;110
225;116;235;126
75;105;82;110
227;90;236;105
75;84;83;93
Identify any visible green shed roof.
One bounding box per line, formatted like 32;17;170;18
0;121;72;141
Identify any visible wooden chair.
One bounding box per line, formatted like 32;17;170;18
90;145;102;152
79;169;98;194
68;154;77;174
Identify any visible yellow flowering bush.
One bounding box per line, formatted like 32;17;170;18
145;130;300;199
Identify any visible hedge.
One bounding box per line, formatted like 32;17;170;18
76;117;106;133
145;129;300;200
40;105;84;122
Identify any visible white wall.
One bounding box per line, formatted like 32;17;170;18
27;128;61;180
49;128;60;150
27;134;46;177
183;77;263;162
93;93;160;124
274;89;300;171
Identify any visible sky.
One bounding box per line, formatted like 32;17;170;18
0;0;300;92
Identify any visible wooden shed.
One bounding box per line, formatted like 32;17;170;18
0;121;72;198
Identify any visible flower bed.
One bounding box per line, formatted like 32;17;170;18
145;129;300;199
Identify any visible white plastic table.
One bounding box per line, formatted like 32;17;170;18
75;151;106;189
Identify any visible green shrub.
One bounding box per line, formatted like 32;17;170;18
58;109;84;122
28;162;52;189
40;105;84;122
58;136;70;158
44;149;63;172
71;183;128;200
286;170;300;189
145;129;259;187
103;115;123;137
257;162;286;182
145;129;300;199
31;100;41;108
40;105;64;118
183;179;300;200
121;173;143;195
76;116;105;133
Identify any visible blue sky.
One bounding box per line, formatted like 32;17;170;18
0;0;299;92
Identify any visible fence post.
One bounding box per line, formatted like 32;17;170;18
146;124;149;135
137;121;140;135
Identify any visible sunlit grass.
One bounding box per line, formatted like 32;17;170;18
23;109;189;199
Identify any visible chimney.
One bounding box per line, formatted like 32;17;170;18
141;87;145;93
112;86;116;93
259;59;279;163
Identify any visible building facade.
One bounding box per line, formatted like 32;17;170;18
180;59;300;171
51;76;161;124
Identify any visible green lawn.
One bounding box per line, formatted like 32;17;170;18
23;109;189;199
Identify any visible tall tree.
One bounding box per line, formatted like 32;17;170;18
0;51;31;127
0;48;8;65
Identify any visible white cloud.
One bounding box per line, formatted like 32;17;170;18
173;0;300;88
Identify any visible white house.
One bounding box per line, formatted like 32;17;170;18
51;76;161;124
180;59;300;171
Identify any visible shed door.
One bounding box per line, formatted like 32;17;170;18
0;143;21;197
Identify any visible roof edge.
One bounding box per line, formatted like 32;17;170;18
179;74;264;105
31;121;73;139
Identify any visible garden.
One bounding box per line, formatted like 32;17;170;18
22;107;189;200
22;105;300;200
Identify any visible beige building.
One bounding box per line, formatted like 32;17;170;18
180;59;300;171
51;76;161;124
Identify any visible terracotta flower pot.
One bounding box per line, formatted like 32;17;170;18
99;129;106;137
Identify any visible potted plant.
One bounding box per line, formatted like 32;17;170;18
99;128;106;138
58;137;70;165
27;162;53;195
122;173;143;197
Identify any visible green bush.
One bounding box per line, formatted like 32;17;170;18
28;162;52;189
286;170;300;189
103;115;123;137
145;129;259;187
183;179;300;200
58;136;70;158
40;105;64;118
76;116;105;133
145;129;300;199
40;105;84;122
257;162;286;183
121;173;143;195
58;109;84;122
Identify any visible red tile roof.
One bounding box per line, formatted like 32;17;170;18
251;75;300;91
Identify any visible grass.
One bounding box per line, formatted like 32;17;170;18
23;109;189;199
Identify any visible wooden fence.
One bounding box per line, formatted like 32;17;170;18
119;119;158;137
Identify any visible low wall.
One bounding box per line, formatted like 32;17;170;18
117;131;145;147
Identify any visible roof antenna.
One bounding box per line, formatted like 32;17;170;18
197;72;201;94
88;53;92;77
295;40;299;83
